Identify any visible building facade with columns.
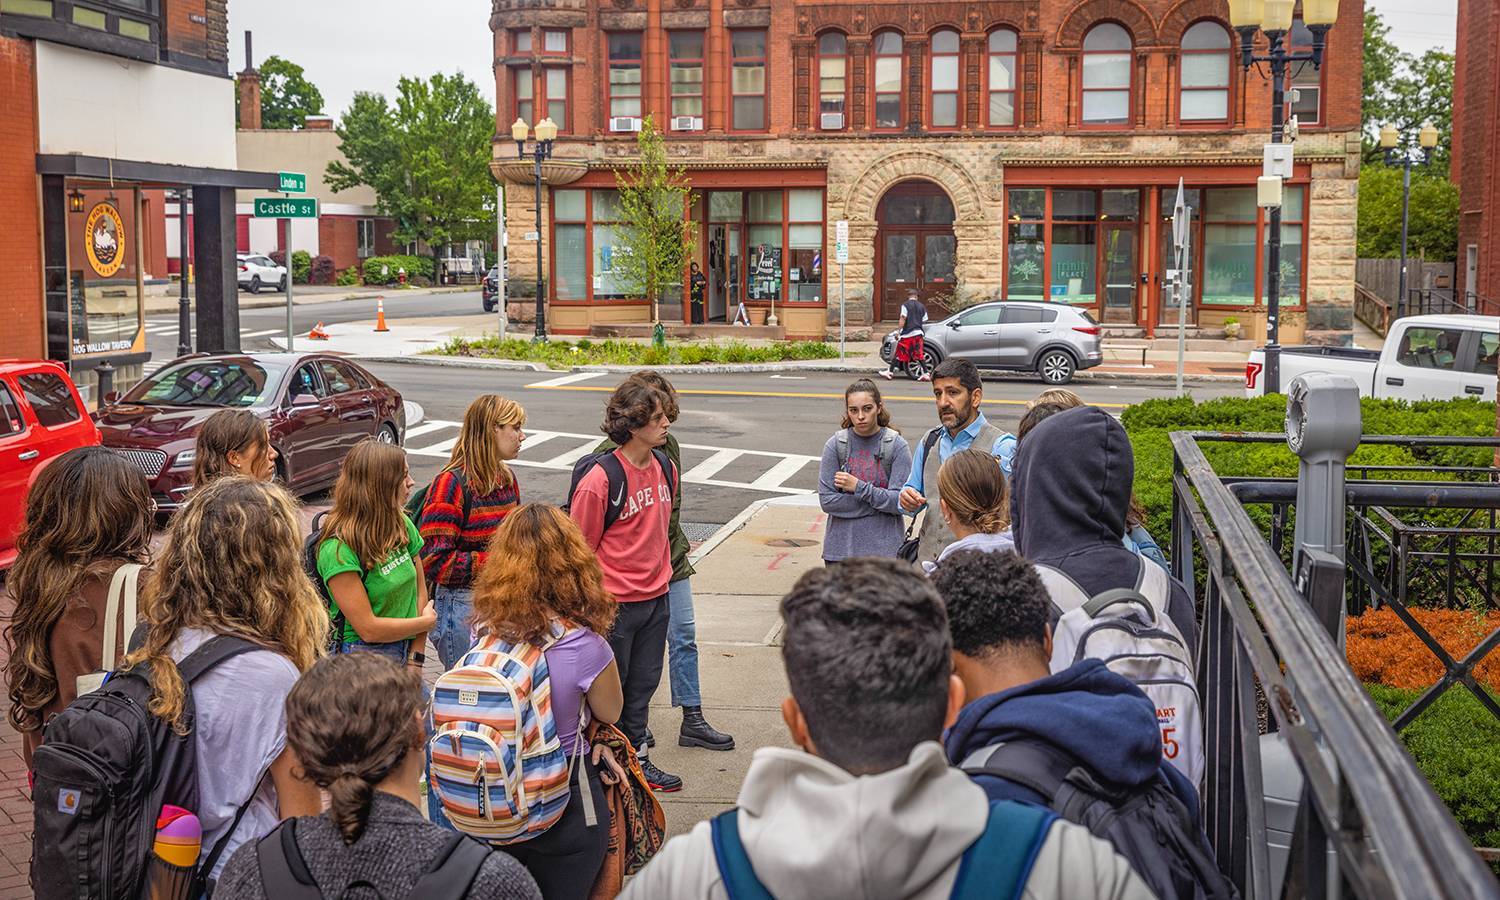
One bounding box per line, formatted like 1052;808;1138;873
490;0;1363;343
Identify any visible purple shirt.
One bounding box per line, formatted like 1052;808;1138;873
547;628;614;755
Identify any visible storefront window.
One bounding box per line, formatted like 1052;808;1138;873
553;189;587;300
1051;224;1096;304
746;190;782;302
709;191;743;222
67;186;144;357
1263;185;1305;305
788;189;824;302
1006;188;1045;301
591;190;629;300
1202;188;1256;306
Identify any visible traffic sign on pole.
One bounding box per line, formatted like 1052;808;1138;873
254;197;318;218
278;172;307;193
834;219;849;265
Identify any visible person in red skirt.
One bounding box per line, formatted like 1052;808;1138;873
883;290;931;381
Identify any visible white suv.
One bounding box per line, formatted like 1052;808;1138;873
237;254;287;294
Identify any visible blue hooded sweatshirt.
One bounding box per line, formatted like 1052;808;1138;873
943;658;1202;825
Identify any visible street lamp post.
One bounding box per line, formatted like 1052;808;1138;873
175;188;192;358
1378;121;1440;319
1227;0;1339;395
511;116;558;343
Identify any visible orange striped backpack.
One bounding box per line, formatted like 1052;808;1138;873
428;625;587;844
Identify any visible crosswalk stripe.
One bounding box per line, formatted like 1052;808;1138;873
749;456;812;491
529;372;606;388
539;441;600;468
241;329;282;338
682;448;742;482
402;421;452;441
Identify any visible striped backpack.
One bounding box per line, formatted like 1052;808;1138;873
428;626;586;844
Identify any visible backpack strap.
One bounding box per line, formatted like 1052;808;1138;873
959;741;1073;805
710;809;774;900
197;767;270;896
949;800;1054;900
1135;556;1172;614
1032;564;1092;619
597;452;629;530
877;429;897;481
651;447;678;498
410;832;492;899
174;634;264;685
255;819;320;898
923;426;942;456
101;562;143;674
1082;588;1156;620
834;429;850;471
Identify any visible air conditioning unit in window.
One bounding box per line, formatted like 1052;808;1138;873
609;116;643;133
820;112;845;130
672;116;704;131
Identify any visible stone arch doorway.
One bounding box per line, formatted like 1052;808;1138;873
875;180;957;322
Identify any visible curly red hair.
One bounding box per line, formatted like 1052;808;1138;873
472;503;617;644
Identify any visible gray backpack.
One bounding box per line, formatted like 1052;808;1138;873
834;428;897;483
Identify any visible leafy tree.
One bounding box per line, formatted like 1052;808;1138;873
327;73;496;272
611;116;697;323
237;55;325;130
1361;9;1403;150
1355;166;1458;262
1360;10;1453;166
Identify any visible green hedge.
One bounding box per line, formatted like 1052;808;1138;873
436;336;840;367
363;255;435;285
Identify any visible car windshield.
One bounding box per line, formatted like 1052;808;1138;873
121;360;286;408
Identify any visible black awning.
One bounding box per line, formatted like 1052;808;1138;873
36;154;279;190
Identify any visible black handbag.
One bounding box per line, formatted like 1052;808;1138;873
898;509;925;564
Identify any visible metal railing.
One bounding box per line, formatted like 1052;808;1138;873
1354;285;1391;337
1402;289;1500;319
1171;430;1499;899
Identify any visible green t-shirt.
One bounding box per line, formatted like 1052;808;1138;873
317;514;424;644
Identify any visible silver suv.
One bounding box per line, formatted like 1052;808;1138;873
880;301;1103;384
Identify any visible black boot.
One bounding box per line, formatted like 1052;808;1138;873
638;755;683;793
679;706;735;751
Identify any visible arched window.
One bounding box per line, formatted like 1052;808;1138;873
986;29;1018;127
1081;23;1132;126
1180;21;1230;122
929;28;961;127
818;32;848;130
872;31;903;130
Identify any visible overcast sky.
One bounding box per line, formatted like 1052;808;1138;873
227;0;1458;123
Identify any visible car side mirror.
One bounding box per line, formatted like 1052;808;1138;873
289;392;319;407
949;321;962;329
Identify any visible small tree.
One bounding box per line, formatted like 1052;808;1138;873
613;117;697;324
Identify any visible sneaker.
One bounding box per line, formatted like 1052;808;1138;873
641;727;655;749
917;372;932;382
639;755;683;793
879;369;894;380
679;706;735;751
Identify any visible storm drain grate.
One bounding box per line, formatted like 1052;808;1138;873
682;522;722;542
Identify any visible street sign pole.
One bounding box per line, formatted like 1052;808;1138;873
835;220;849;360
253;192;316;352
1171;179;1190;397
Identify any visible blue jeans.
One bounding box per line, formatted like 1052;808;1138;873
339;638;409;666
667;577;701;708
430;584;475;671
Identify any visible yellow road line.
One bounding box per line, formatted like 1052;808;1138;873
526;383;1129;409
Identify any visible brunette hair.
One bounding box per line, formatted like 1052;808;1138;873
626;371;679;422
445;394;525;495
937;448;1009;534
1017;402;1069;443
1028;388;1084;410
601;380;665;446
840;378;893;431
193;409;271;484
122;476;326;731
284;652;425;845
6;448;154;735
472;504;616;645
324;440;410;571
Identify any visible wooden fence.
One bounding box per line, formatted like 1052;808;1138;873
1356;256;1456;307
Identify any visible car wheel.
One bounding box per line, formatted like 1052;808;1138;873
1038;350;1076;385
248;276;261;294
376;423;399;446
278;275;287;292
906;346;939;380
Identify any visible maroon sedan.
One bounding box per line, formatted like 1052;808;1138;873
96;353;405;510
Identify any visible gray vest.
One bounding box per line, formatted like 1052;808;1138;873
916;420;1007;563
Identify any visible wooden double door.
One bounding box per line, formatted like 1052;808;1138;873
879;228;956;322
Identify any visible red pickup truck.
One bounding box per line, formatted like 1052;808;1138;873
0;361;100;568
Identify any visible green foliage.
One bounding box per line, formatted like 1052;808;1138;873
611;117;697;321
1366;683;1500;858
328;74;495;259
362;255;435;285
335;267;361;287
290;250;311;285
1361;10;1453;167
237;55;325;130
1357;163;1459;263
436;337;839;368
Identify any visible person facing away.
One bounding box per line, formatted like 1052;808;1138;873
1010;405;1198;648
933;549;1228;900
882;290;930;381
121;477;326;884
5;447;154;769
818;378;913;563
898;358;1017;564
192;408;278;485
418;394;527;670
318;439;435;667
921;448;1013;574
620;558;1153;900
568;379;682;793
216;652;543;900
595;372;734;754
465;503;629;898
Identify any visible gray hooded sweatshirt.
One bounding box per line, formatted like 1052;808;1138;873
620;742;1152;900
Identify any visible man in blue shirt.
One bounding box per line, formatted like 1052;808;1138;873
898;358;1016;563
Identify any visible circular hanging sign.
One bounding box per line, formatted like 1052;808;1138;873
84;202;125;278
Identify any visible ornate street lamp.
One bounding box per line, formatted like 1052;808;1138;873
1379;121;1441;318
512;116;558;342
1227;0;1338;394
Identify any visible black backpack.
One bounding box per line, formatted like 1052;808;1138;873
563;448;678;531
962;741;1237;900
303;510;361;654
254;817;492;899
30;635;266;900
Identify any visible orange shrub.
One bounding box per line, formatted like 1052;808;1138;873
1345;607;1500;692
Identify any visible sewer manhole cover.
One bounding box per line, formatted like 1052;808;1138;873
765;538;819;548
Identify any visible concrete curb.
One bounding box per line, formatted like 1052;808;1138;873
688;494;819;567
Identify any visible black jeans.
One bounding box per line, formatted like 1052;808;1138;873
505;758;610;899
607;593;669;749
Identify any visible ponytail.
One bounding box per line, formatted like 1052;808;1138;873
937;449;1010;534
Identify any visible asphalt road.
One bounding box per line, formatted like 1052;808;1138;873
362;364;1240;531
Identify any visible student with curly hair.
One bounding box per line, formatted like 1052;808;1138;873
217;653;542;899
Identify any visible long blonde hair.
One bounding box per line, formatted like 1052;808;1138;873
122;476;326;731
938;448;1010;534
324;440;410;570
445;395;525;495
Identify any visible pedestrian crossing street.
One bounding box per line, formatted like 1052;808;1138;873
404;419;822;496
140;320;288;374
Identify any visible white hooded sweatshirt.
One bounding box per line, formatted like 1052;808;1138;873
621;742;1153;900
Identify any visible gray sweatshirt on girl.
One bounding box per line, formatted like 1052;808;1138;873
818;428;912;561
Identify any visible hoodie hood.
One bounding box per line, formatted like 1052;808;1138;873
732;742;990;900
943;659;1165;790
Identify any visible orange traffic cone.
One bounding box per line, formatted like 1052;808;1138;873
374;296;389;332
308;321;330;340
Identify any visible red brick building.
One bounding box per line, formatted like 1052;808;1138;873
491;0;1363;342
1453;0;1499;306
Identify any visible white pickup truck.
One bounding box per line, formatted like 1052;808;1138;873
1245;314;1499;400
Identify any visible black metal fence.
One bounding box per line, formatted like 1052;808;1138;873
1402;288;1500;319
1171;430;1499;898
